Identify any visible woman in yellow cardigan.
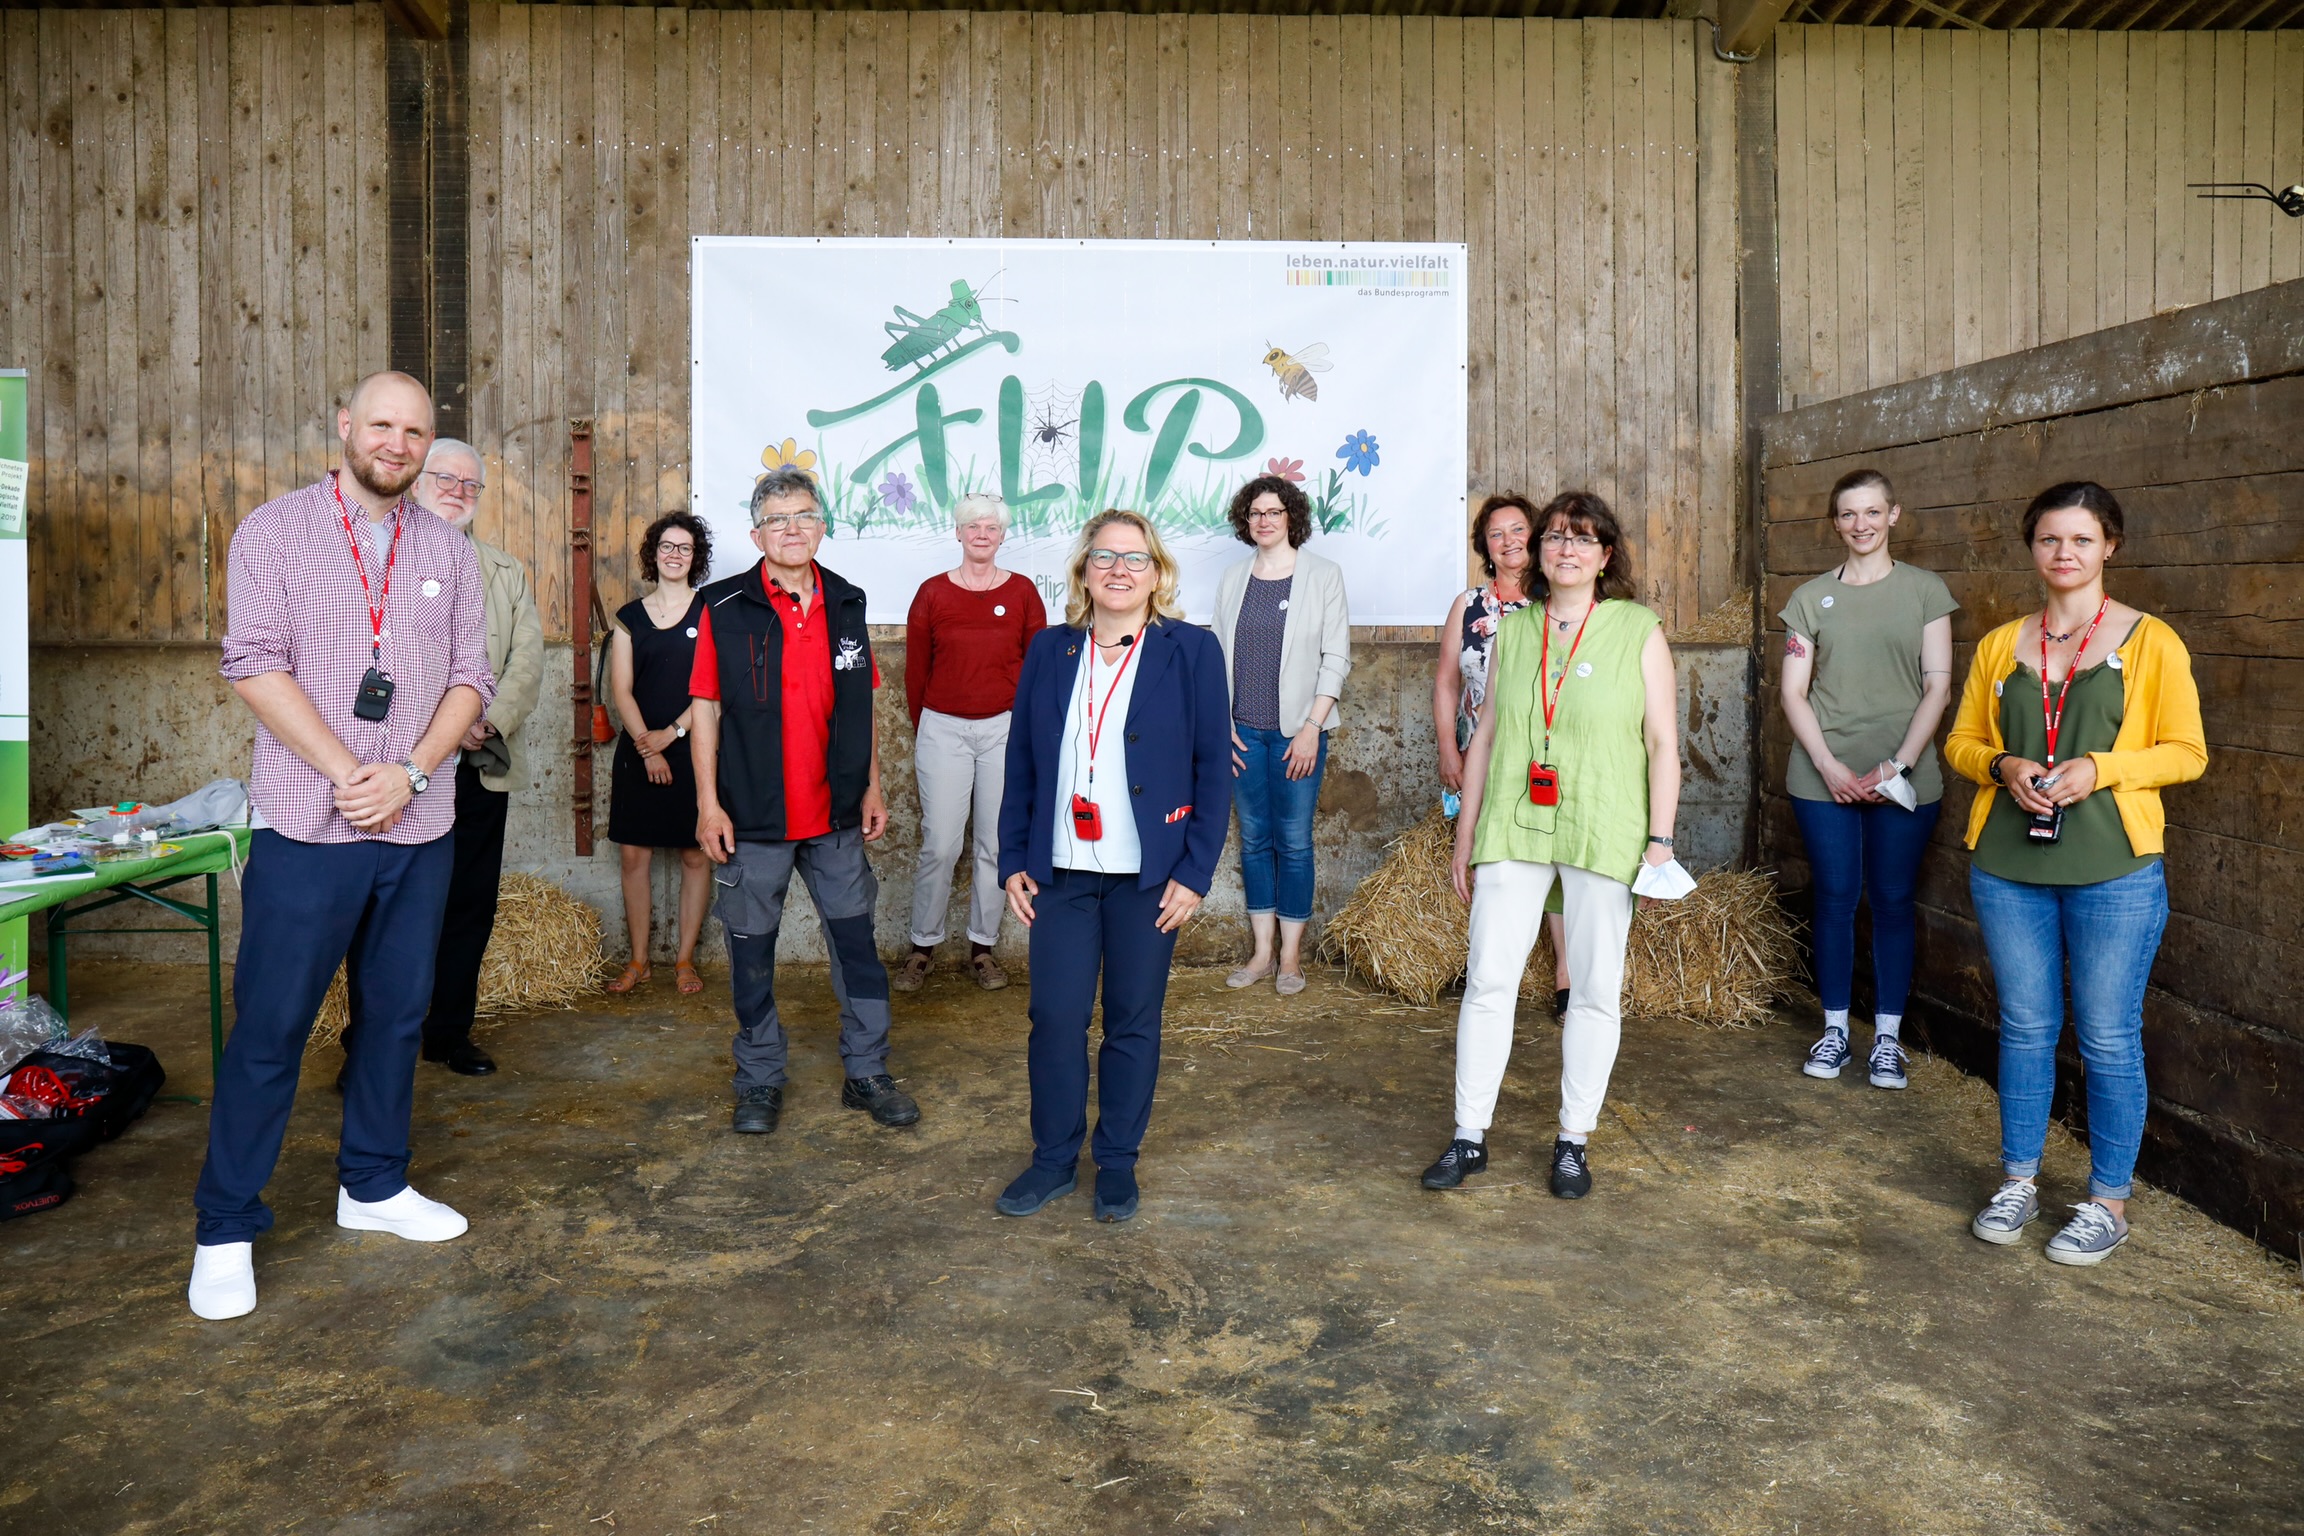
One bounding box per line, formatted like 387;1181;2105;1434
1944;482;2206;1267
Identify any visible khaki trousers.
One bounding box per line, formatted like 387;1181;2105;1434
909;707;1011;948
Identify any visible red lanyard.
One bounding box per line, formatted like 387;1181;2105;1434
1537;603;1595;758
2038;597;2109;767
331;473;403;666
1082;635;1140;782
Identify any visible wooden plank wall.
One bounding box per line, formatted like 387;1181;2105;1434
465;7;1743;640
1773;24;2304;409
0;5;394;644
1757;280;2304;1255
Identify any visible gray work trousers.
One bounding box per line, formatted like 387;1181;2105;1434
908;707;1012;948
714;828;893;1091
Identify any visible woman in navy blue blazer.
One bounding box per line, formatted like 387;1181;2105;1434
995;509;1235;1223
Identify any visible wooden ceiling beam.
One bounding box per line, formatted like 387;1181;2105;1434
1716;0;1797;57
381;0;449;43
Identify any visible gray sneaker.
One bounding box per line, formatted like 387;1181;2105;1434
2045;1201;2129;1266
1970;1179;2040;1244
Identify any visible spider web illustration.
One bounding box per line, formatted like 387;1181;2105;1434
1022;381;1084;491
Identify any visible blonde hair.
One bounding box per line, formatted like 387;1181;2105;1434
1063;509;1186;629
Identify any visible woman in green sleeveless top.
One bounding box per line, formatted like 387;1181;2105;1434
1420;493;1683;1200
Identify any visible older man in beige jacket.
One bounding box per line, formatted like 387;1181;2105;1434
411;436;544;1075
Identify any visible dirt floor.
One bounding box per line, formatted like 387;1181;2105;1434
5;959;2302;1536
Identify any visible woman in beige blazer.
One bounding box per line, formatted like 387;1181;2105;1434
1212;475;1352;994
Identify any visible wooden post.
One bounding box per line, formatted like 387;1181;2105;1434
569;418;596;856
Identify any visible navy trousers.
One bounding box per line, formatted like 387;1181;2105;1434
194;828;455;1244
1025;868;1179;1175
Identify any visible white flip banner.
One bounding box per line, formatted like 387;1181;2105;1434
690;237;1469;627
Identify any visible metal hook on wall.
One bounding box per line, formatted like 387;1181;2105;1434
2189;182;2304;218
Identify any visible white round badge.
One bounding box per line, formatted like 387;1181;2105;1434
686;626;698;639
994;605;1006;617
421;578;442;599
2107;652;2123;670
1279;599;1291;611
1820;595;1835;609
1576;661;1594;678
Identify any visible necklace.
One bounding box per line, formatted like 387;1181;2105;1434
2043;613;2091;643
1547;599;1595;630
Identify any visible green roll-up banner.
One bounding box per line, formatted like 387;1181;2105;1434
0;369;27;1002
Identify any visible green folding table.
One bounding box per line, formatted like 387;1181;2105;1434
0;826;251;1082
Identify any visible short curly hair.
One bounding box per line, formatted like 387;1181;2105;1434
1226;475;1314;549
639;510;712;585
1469;493;1540;581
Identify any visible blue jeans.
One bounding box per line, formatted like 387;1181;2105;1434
195;830;455;1243
1232;724;1326;922
1969;861;2167;1201
1790;796;1940;1016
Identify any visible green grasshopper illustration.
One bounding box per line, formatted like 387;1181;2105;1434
879;276;1011;373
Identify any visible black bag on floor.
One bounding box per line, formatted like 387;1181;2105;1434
0;1041;165;1220
0;1117;97;1221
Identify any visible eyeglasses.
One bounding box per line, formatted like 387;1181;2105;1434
655;540;695;556
755;512;823;532
1540;532;1601;550
1086;548;1154;572
426;470;484;497
1247;507;1289;521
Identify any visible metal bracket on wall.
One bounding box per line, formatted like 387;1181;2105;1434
2190;182;2304;218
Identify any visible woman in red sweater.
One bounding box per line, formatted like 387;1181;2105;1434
899;493;1048;991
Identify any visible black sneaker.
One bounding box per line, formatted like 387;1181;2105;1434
1093;1167;1140;1223
1550;1138;1592;1199
842;1073;921;1127
1421;1138;1489;1189
732;1085;783;1135
1867;1034;1909;1090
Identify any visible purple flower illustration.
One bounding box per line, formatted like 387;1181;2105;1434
1336;430;1380;477
876;472;918;514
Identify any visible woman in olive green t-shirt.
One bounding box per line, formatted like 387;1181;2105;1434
1420;492;1682;1203
1778;468;1958;1093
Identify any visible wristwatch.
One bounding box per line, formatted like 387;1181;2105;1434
675;725;689;739
1647;835;1674;848
1988;752;2010;786
1888;758;1910;776
401;759;431;795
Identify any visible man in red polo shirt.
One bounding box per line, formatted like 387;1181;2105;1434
689;465;918;1136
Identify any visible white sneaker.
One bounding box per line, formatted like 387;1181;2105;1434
188;1242;257;1320
336;1185;469;1242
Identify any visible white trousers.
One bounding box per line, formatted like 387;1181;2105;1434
909;707;1012;947
1454;859;1635;1138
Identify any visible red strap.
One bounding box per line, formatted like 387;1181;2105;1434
1083;634;1140;781
330;472;403;665
2039;597;2110;766
1537;603;1596;757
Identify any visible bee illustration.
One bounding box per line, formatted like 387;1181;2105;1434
1261;341;1333;403
1030;410;1078;449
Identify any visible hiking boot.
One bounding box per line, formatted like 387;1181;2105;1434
732;1085;783;1135
1803;1029;1853;1079
842;1073;921;1127
2045;1201;2129;1266
1549;1138;1593;1199
1421;1138;1488;1190
1970;1179;2040;1244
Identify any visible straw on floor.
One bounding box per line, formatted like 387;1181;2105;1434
308;872;607;1051
1320;809;1799;1026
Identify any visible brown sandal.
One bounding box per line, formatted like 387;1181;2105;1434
675;960;704;995
606;960;651;994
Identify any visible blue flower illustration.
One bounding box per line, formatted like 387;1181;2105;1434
1336;430;1380;477
876;472;918;514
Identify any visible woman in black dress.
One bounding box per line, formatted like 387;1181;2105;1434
607;511;714;994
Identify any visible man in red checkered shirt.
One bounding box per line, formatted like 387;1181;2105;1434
188;372;497;1323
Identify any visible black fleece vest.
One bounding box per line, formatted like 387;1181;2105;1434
699;562;875;842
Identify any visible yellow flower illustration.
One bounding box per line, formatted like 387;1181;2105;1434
760;438;818;475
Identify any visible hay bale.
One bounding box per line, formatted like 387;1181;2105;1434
307;872;607;1051
1320;810;1470;1006
1321;811;1799;1026
1667;587;1755;647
